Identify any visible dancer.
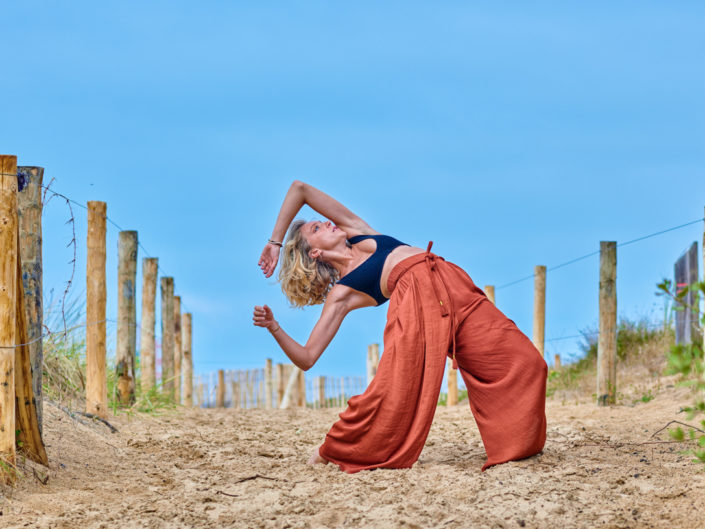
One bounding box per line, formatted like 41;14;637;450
254;181;547;472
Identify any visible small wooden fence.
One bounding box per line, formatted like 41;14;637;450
194;365;367;409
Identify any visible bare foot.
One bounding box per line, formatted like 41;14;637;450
307;447;329;466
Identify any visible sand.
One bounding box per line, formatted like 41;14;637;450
2;383;705;529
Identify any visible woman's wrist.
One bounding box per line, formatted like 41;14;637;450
268;321;281;333
267;239;283;247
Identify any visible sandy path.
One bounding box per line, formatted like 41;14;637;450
2;385;705;529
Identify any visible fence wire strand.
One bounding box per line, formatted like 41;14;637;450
496;217;705;290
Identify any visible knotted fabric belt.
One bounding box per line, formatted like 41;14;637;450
424;241;458;369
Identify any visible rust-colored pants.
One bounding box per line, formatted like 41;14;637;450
319;249;547;473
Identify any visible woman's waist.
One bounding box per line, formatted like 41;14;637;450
386;250;445;294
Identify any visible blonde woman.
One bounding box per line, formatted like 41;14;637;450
254;181;547;472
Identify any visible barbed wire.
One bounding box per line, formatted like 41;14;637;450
0;170;190;349
39;178;192;314
496;217;705;290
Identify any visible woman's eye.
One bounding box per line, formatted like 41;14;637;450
314;226;319;232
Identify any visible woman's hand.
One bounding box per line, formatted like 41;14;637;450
258;243;280;278
253;304;277;331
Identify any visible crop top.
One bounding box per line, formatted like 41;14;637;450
336;234;409;305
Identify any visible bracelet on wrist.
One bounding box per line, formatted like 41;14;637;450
269;323;281;333
268;239;283;247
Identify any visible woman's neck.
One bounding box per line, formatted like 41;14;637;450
324;243;363;277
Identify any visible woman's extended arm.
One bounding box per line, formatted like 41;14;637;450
252;288;364;370
259;181;375;277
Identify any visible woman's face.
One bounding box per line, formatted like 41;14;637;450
303;220;346;252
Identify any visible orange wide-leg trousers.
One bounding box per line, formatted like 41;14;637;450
318;248;547;473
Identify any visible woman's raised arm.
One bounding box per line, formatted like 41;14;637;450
259;181;374;277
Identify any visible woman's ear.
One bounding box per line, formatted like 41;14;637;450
309;248;322;260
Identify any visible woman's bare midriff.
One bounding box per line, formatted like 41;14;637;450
379;245;426;298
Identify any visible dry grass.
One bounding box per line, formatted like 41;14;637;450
547;319;677;405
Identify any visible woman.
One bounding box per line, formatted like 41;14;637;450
254;180;547;473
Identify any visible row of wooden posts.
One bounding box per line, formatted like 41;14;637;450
0;154;196;471
86;203;195;415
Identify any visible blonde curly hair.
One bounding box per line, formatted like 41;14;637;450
278;220;340;307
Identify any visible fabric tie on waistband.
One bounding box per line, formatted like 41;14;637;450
424;242;458;369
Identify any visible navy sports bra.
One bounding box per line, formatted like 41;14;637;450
336;234;409;305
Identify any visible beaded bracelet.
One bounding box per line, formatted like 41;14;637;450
267;239;283;247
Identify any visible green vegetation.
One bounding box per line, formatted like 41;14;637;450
657;279;705;465
546;317;674;400
42;294;178;416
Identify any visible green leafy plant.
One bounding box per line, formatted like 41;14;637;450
657;278;705;464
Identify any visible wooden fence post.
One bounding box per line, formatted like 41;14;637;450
340;376;345;407
160;277;175;397
447;358;458;406
280;366;303;409
140;257;158;392
17;166;43;435
86;201;107;418
532;265;546;359
264;358;273;409
317;376;326;408
554;354;561;369
182;313;193;406
117;231;138;406
275;363;284;407
483;285;495;305
367;343;380;386
173;295;182;404
0;155;18;467
230;380;240;408
702;207;704;352
597;241;617;406
216;370;225;408
298;368;306;407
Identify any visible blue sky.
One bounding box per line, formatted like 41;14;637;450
2;2;704;381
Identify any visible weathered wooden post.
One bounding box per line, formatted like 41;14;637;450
230;380;240;408
182;313;193;406
173;296;182;404
160;277;175;396
280;366;304;409
532;265;546;358
249;370;256;407
264;358;273;409
216;370;225;408
17;166;43;434
597;241;617;406
340;376;345;407
317;376;326;408
140;257;158;392
702;207;704;352
447;358;458;406
0;155;18;467
367;343;380;386
275;363;284;407
297;368;306;407
554;354;561;369
116;231;138;405
483;285;495;305
86;201;107;418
